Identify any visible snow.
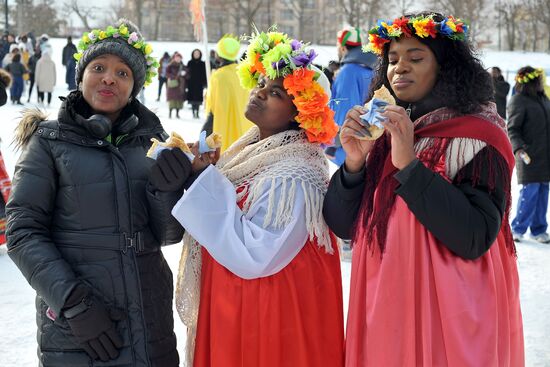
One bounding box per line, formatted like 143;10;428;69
0;38;549;366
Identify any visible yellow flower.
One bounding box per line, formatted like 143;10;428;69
144;44;153;55
119;25;128;36
445;19;457;32
99;31;107;40
412;19;430;38
82;33;90;43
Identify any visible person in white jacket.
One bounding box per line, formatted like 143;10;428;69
35;50;56;106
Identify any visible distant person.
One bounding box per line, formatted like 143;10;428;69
209;49;218;70
156;52;170;101
0;69;12;246
5;53;26;105
202;35;252;151
508;66;550;243
39;34;52;55
26;48;41;102
491;67;510;119
62;36;78;90
19;34;34;56
17;34;31;66
2;44;19;68
35;49;56;106
327;60;340;85
0;33;15;64
325;26;377;166
166;51;187;118
186;48;207;119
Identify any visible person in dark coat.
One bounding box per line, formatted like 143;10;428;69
6;19;190;366
26;47;41;102
166;51;187;119
156;52;170;101
507;66;550;243
491;66;510;119
5;52;26;105
186;48;207;119
62;37;78;90
0;68;10;106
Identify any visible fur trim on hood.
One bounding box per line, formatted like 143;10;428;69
14;108;49;150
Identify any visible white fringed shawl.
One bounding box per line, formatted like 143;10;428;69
175;126;333;366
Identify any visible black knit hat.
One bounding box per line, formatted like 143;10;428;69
75;19;147;97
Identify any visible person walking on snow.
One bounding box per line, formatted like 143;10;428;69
508;66;550;243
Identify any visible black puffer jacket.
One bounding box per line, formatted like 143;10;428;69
6;93;183;367
507;92;550;184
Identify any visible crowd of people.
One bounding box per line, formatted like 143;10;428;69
0;31;60;105
3;9;550;367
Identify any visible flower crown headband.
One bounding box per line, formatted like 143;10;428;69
516;68;542;84
74;23;160;86
237;29;338;145
364;14;468;55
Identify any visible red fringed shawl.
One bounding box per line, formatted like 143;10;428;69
353;106;515;255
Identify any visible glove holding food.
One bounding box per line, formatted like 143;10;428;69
357;85;396;140
147;131;222;161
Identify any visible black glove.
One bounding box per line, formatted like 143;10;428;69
63;286;124;362
149;148;192;192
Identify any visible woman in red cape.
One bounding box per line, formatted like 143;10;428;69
171;30;344;367
323;12;524;367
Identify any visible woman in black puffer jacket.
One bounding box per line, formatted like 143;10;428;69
6;19;191;367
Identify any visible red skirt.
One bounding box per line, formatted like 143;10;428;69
345;197;524;366
193;238;345;367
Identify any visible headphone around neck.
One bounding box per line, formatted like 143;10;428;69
85;113;139;140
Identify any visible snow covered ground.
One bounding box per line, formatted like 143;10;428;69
0;38;549;366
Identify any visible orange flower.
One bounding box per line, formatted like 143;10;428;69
250;53;265;75
283;68;315;95
293;85;328;115
297;107;337;145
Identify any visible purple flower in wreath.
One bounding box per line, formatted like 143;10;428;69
291;39;303;51
290;49;317;67
272;58;288;71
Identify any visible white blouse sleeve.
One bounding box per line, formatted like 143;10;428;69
171;165;309;279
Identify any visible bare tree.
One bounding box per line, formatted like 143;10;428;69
536;0;550;52
13;0;62;36
236;0;264;35
430;0;488;44
106;0;129;25
496;0;522;51
151;0;162;40
338;0;382;29
64;0;97;30
392;0;415;15
284;0;317;41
